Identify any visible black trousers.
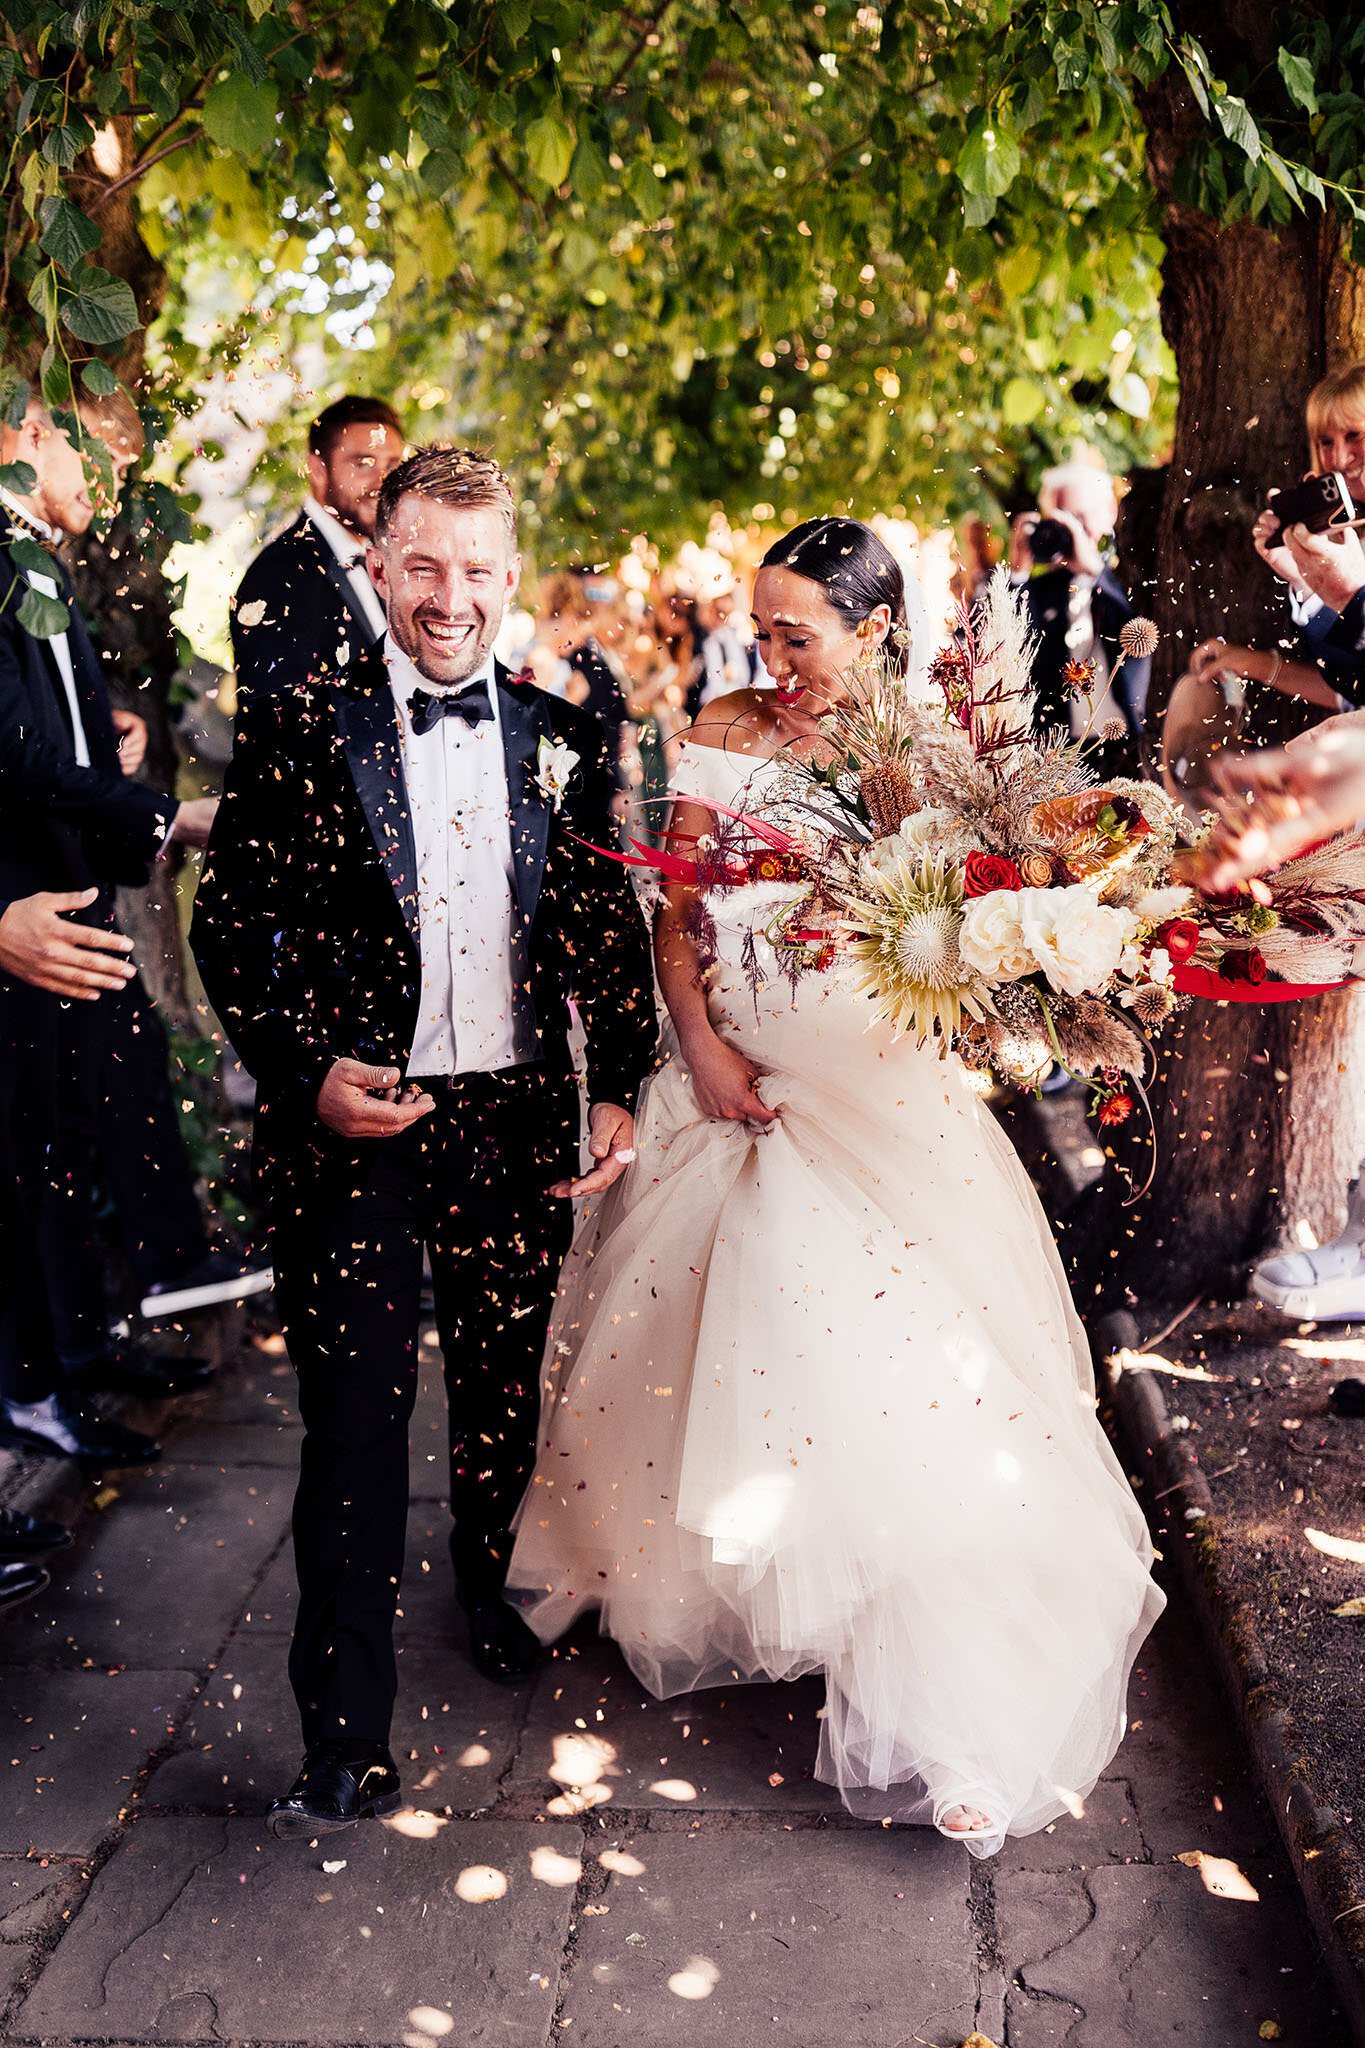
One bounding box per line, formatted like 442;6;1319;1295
272;1065;578;1746
0;974;63;1402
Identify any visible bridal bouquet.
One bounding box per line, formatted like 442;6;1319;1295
684;574;1190;1117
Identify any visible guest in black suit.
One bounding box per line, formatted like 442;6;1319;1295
193;446;657;1836
230;395;404;699
0;395;218;1465
1010;461;1151;777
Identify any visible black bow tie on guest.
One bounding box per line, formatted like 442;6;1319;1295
408;679;494;734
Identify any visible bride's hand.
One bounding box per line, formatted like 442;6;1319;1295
681;1029;779;1126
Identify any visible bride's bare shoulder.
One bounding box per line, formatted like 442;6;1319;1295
685;689;776;753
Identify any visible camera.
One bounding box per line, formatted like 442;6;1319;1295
1264;469;1355;536
1024;514;1073;566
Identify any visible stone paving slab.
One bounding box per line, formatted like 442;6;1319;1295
0;1859;87;2007
146;1633;523;1816
560;1824;977;2047
0;1667;196;1855
15;1814;575;2045
0;1464;291;1671
511;1638;842;1818
997;1858;1342;2042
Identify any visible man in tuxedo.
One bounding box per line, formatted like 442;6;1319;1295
0;395;217;1466
193;446;657;1836
230;395;404;699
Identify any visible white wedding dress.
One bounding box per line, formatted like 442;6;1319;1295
508;740;1165;1854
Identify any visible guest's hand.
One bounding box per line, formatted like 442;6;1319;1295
1181;718;1365;891
1252;506;1311;592
1283;522;1365;614
316;1060;435;1138
169;796;219;849
0;888;136;999
551;1102;637;1198
112;708;148;776
681;1028;779;1127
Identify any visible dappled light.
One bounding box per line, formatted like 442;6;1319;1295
383;1808;447;1840
668;1956;721;2000
599;1848;647;1877
403;2008;455;2042
1176;1852;1261;1903
648;1778;699;1802
453;1865;509;1905
529;1844;583;1888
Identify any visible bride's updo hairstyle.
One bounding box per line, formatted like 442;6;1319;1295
760;517;910;677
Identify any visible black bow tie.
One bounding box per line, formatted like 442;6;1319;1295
408;680;494;734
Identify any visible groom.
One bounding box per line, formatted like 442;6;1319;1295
193;446;656;1835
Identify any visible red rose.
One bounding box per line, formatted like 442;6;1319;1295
1219;948;1267;986
962;851;1024;897
1097;1089;1133;1129
1160;918;1201;964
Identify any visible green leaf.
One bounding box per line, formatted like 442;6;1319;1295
202;72;280;155
0;462;36;496
1213;93;1261;164
569;134;610;202
39;195;101;271
80;359;119;397
1278;46;1318;115
40;118;93;168
0;370;30;429
60;270;140;345
16;586;70;639
1110;369;1152;419
39;345;72;409
419;148;462;197
962;187;998;228
27;264;59;328
958;119;1020;199
1296;164;1327;207
1001;374;1046;425
525;109;576;191
8;536;53;576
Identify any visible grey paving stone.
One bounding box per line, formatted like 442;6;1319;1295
0;1857;87;2006
146;1633;522;1815
995;1776;1146;1873
0;1465;291;1671
1117;1623;1279;1859
0;1668;195;1855
561;1824;975;2047
180;1339;301;1427
164;1422;301;1469
16;1815;574;2045
512;1638;841;1818
997;1860;1342;2043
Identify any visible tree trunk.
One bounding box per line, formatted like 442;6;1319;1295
1073;40;1365;1307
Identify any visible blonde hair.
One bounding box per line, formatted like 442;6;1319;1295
1306;363;1365;460
375;444;515;541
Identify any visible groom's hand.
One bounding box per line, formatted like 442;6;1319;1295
551;1102;636;1198
316;1059;435;1138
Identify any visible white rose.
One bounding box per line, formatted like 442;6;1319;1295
959;889;1035;982
1017;885;1136;998
1148;946;1172;985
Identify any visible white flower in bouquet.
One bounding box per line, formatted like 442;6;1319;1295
959;890;1036;982
1018;886;1137;999
1132;884;1195;923
860;807;980;884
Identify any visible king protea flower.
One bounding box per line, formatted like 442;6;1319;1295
843;850;989;1045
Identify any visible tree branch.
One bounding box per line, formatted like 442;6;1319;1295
86;126;203;214
605;1;674;98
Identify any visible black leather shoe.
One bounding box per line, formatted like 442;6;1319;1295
267;1744;401;1839
67;1340;215;1400
0;1559;49;1611
0;1509;73;1559
0;1395;161;1468
460;1592;544;1685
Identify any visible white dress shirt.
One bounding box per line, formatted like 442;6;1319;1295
387;640;536;1075
0;486;89;765
303;494;388;643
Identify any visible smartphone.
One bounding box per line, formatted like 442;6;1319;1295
1264;470;1355;536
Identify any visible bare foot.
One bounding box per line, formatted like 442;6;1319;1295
938;1804;992;1835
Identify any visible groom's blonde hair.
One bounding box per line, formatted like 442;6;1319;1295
375;444;516;541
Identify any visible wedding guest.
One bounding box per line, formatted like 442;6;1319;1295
0;393;215;1466
230;395;404;698
1181;365;1365;717
1010;458;1150;775
534;568;632;751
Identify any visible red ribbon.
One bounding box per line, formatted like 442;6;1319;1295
1171;963;1349;1003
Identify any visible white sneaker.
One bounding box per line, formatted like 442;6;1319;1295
1251;1235;1365;1321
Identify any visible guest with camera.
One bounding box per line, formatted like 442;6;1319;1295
1009;458;1150;776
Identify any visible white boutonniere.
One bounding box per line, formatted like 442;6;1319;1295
534;734;579;811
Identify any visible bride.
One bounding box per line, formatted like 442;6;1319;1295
508;517;1165;1854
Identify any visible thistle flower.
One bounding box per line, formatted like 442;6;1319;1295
1132;982;1176;1026
1100;718;1128;743
1119;616;1160;660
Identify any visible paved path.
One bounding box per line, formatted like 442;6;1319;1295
0;1323;1348;2047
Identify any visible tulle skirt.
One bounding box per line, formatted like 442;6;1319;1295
508;932;1164;1853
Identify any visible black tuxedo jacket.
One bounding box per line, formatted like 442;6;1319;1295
1023;565;1151;739
191;646;658;1208
231;511;384;700
0;535;173;916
